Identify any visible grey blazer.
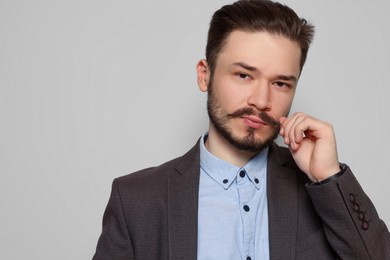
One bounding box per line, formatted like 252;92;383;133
93;141;390;259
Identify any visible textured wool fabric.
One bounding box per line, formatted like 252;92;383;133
93;140;390;259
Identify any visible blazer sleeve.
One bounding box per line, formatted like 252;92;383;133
93;179;134;260
306;166;390;259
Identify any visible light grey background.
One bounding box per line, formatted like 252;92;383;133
1;1;389;259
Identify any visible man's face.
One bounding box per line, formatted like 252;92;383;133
199;30;301;152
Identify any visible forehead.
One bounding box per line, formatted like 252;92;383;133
217;30;301;77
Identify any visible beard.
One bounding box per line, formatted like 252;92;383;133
207;85;281;153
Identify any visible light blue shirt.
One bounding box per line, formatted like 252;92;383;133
198;134;270;260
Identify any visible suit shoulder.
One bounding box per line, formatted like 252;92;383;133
112;141;200;197
116;140;200;185
116;155;183;184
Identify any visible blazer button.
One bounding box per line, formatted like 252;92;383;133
353;204;360;212
358;212;365;221
362;221;369;230
349;193;356;203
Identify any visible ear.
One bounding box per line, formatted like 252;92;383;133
196;59;210;92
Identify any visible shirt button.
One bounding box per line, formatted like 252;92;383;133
223;179;229;184
239;170;246;178
243;205;250;212
254;178;259;184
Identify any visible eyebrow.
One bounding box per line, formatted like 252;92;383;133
231;62;298;83
276;75;298;83
232;62;258;72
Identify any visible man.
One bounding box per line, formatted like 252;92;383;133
93;0;390;259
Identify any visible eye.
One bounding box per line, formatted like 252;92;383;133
236;73;252;80
274;81;290;88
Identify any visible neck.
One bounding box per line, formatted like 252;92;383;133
205;123;256;167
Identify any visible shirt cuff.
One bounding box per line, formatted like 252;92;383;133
309;163;348;186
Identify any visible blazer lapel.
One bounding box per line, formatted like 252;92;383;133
267;143;298;259
165;141;300;259
167;141;200;260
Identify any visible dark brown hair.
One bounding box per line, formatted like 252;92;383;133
206;0;315;77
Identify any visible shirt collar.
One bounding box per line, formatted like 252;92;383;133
200;133;268;190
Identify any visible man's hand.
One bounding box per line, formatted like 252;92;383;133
279;113;341;182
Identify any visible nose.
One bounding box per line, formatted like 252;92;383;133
247;81;271;111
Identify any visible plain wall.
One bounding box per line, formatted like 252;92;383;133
1;1;389;259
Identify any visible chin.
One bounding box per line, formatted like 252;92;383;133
227;131;274;153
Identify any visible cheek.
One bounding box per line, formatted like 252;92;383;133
213;80;246;109
272;94;294;115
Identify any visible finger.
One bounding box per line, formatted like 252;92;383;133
286;114;308;149
293;116;336;148
291;116;311;144
279;117;287;124
279;117;287;135
281;113;305;145
280;114;296;144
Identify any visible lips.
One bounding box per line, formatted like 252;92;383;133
242;115;267;129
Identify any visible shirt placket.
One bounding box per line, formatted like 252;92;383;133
237;169;256;260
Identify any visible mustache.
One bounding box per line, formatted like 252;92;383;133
227;107;280;126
